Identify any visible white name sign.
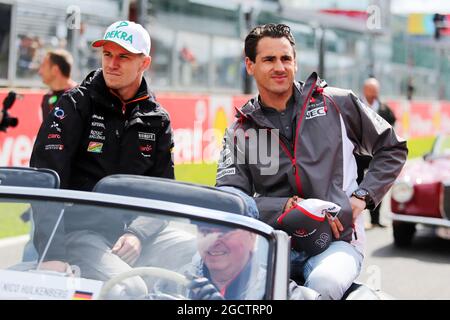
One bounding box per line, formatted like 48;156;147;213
0;269;103;300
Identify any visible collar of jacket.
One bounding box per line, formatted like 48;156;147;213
236;72;325;128
81;69;163;118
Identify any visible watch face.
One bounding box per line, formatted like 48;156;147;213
355;189;369;198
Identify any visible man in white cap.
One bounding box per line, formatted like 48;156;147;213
28;21;195;296
90;21;152;102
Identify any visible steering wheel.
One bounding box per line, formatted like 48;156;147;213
99;267;189;300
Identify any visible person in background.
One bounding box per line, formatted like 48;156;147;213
38;49;77;119
406;77;415;101
356;77;397;229
361;77;396;127
20;49;78;262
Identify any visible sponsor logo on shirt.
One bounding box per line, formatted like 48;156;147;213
140;144;153;158
87;141;103;153
305;106;326;120
92;114;104;121
216;168;236;180
89;130;106;141
140;144;152;152
220;147;231;158
48;95;58;105
48;133;61;139
91;121;105;129
218;157;233;169
50;121;62;132
138;132;156;141
53;107;66;120
45;144;64;151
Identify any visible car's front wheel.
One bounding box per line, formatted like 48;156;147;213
393;222;416;247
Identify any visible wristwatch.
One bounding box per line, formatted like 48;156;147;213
352;188;374;209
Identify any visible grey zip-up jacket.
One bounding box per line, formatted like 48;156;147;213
216;72;408;243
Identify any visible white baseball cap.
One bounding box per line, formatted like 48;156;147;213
92;21;151;56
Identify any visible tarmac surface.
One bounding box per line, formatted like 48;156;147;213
357;200;450;300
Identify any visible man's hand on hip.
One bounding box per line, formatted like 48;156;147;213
112;233;142;266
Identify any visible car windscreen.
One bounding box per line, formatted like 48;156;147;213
0;196;269;300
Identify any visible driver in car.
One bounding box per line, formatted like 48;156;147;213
151;188;322;300
187;225;264;300
153;221;320;300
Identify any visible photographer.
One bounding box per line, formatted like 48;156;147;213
0;91;19;132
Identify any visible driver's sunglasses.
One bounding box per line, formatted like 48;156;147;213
198;226;238;238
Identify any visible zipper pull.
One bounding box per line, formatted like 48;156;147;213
115;129;120;139
122;104;126;115
292;159;297;173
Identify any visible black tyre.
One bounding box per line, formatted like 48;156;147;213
393;222;416;247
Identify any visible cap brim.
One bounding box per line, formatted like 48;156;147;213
91;39;142;54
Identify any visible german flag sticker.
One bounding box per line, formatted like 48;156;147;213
72;290;93;300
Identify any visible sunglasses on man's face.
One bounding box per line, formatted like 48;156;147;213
198;227;240;238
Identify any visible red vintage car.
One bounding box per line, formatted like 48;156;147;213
390;134;450;246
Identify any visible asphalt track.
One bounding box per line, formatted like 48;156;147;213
357;201;450;300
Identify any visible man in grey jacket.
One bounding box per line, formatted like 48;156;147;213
216;24;407;299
